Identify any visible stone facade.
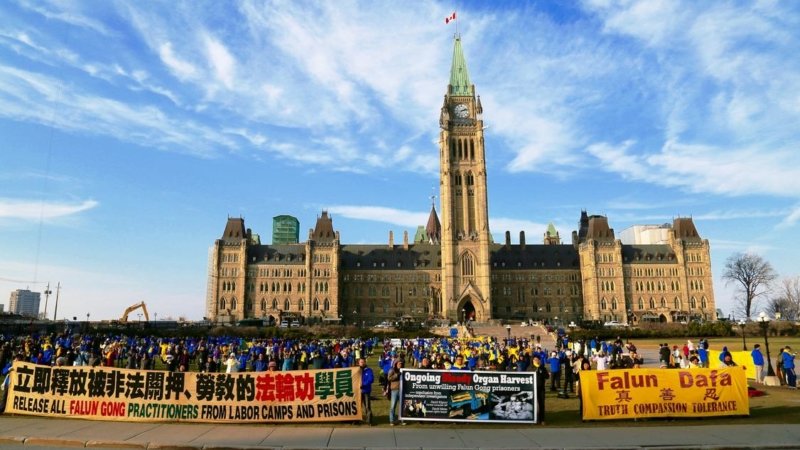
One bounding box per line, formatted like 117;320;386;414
205;37;716;326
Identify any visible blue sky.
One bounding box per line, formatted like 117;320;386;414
1;0;799;321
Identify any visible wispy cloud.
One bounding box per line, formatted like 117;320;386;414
203;34;236;90
587;139;800;198
158;42;197;81
777;204;800;230
17;0;112;36
0;198;98;220
582;1;800;199
0;65;236;157
1;0;798;201
327;205;428;229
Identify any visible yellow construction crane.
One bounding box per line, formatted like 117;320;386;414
119;301;150;323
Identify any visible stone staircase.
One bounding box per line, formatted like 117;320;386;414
469;323;551;342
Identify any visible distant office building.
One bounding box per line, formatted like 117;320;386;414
272;215;300;244
8;289;40;318
620;224;671;245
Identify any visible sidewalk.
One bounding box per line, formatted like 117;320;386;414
0;416;798;449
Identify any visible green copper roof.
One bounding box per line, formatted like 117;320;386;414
546;223;558;236
449;36;472;96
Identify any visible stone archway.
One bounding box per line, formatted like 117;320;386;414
462;300;476;322
659;314;668;323
456;295;486;323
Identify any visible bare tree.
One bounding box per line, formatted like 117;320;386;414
722;253;777;320
768;276;800;321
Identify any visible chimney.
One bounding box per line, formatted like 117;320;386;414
403;230;409;250
505;231;511;248
520;231;526;250
389;230;394;248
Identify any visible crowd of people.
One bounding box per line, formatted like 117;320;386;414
0;329;796;425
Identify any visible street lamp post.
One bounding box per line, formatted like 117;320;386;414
738;319;747;351
505;324;512;340
462;308;466;325
757;312;776;378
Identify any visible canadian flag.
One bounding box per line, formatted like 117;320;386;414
445;11;456;24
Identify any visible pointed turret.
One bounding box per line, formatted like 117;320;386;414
426;203;442;244
449;36;472;96
221;217;246;242
544;223;561;245
311;211;337;243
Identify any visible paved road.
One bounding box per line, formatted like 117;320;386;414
0;416;798;449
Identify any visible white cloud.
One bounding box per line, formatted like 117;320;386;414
18;0;112;36
581;1;800;199
158;42;197;80
0;198;98;220
203;34;236;89
0;65;236;157
4;0;799;202
586;0;686;47
586;140;644;179
777;205;800;230
327;205;428;228
587;138;800;198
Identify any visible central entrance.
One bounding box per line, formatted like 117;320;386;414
461;299;476;323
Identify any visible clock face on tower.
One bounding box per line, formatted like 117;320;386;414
453;103;469;118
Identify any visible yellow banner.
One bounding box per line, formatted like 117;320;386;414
580;367;749;421
5;362;361;423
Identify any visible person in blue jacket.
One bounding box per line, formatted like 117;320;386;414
358;357;374;425
697;346;709;368
751;344;765;384
547;351;561;392
782;346;796;388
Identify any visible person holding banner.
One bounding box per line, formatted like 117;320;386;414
592;351;609;370
720;353;738;368
387;359;404;425
531;354;548;425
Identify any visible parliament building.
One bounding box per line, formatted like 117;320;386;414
206;37;716;326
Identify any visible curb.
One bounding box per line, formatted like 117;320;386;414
0;436;26;445
147;443;204;450
86;439;149;448
202;446;281;450
24;436;87;447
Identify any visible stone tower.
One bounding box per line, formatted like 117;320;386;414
439;36;492;322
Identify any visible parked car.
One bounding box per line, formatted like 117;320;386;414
279;320;289;328
603;320;628;328
290;319;301;328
